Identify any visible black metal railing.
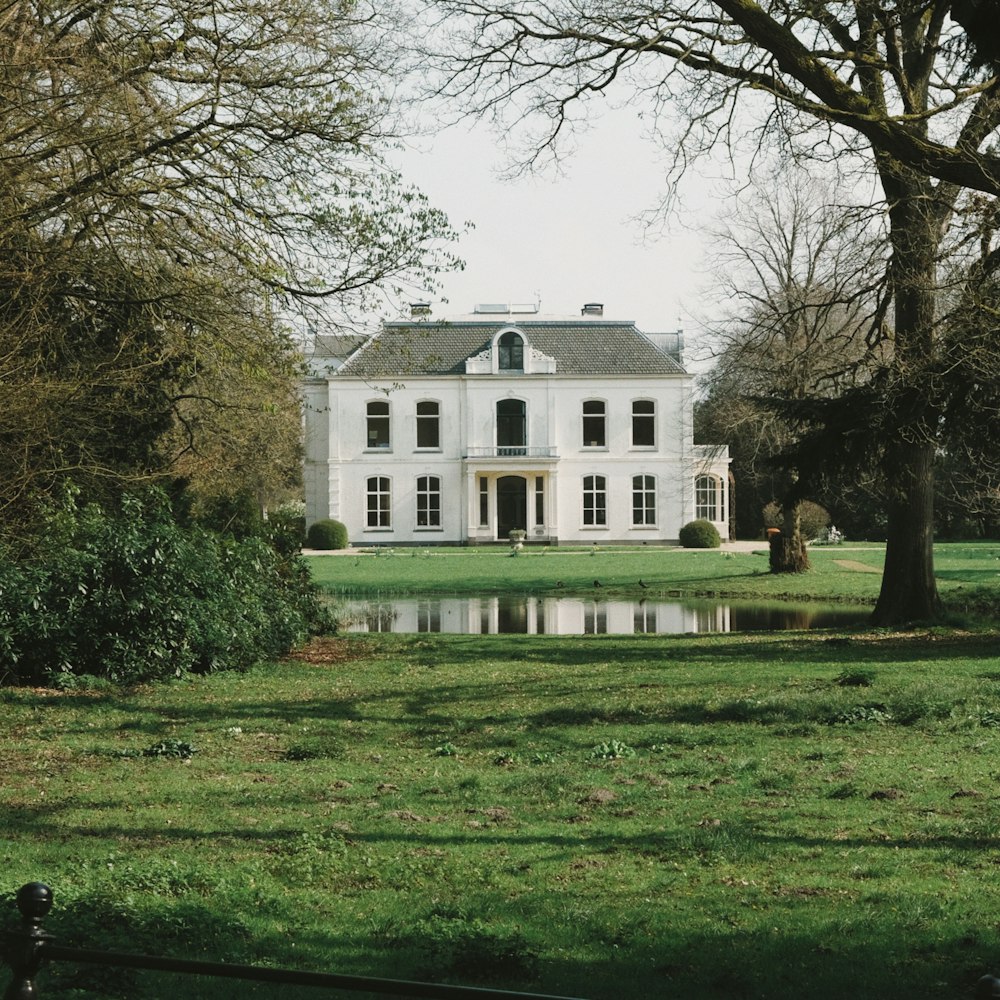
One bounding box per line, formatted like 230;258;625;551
2;883;586;1000
463;447;557;459
8;883;1000;999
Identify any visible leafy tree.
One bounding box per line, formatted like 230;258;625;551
930;194;1000;536
160;304;306;515
951;0;1000;72
0;0;458;541
697;178;1000;546
420;0;1000;623
697;175;885;568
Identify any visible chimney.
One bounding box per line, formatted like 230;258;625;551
581;302;604;316
409;302;431;318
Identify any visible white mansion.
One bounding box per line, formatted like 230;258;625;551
302;303;730;546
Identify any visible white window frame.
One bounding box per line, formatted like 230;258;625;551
478;476;489;527
631;399;656;449
415;400;441;450
583;474;607;527
496;397;527;453
632;474;657;526
366;475;392;529
416;475;442;529
695;475;719;521
366;400;391;450
497;330;525;371
582;399;607;449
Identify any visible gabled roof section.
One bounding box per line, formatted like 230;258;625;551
333;319;687;378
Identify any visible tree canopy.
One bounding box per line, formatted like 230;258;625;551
1;0;458;538
696;176;887;542
420;0;1000;623
422;0;1000;195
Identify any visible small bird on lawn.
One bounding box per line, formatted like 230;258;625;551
638;579;648;589
593;579;602;588
556;580;564;588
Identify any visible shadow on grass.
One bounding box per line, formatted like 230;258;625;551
7;800;999;862
5;629;998;747
353;631;1000;670
936;569;1000;584
12;850;997;1000
260;916;992;1000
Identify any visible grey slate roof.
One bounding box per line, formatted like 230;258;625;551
332;320;687;378
312;334;368;357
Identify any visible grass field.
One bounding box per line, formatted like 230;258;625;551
3;544;1000;999
4;632;1000;999
307;541;1000;612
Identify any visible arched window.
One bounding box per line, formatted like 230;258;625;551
695;475;719;521
583;474;607;526
416;475;441;527
498;330;524;371
632;474;656;525
366;476;391;528
497;399;526;454
416;400;440;448
366;400;390;449
582;399;606;448
632;399;655;447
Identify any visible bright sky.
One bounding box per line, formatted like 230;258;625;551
393;106;734;358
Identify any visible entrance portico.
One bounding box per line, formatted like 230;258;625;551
464;454;559;544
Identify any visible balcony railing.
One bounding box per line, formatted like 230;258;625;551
463;446;558;459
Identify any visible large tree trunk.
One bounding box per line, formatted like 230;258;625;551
769;500;810;574
871;168;945;624
872;441;940;623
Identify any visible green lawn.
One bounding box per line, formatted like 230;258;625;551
4;622;1000;998
307;541;1000;611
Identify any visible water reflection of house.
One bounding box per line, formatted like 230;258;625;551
346;597;866;635
303;302;729;545
350;597;723;635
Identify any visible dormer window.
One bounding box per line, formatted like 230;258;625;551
466;328;554;374
498;331;524;371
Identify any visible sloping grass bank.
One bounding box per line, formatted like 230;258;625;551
4;629;1000;999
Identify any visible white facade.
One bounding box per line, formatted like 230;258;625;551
303;306;729;545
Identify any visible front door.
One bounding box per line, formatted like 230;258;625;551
496;475;527;540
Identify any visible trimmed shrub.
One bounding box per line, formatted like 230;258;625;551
0;490;333;687
799;501;832;540
679;519;721;548
306;518;349;550
763;500;831;540
762;502;781;530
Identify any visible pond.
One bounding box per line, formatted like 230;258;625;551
339;595;869;635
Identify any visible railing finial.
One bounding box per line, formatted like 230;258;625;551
15;886;52;929
977;975;1000;999
3;883;54;999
